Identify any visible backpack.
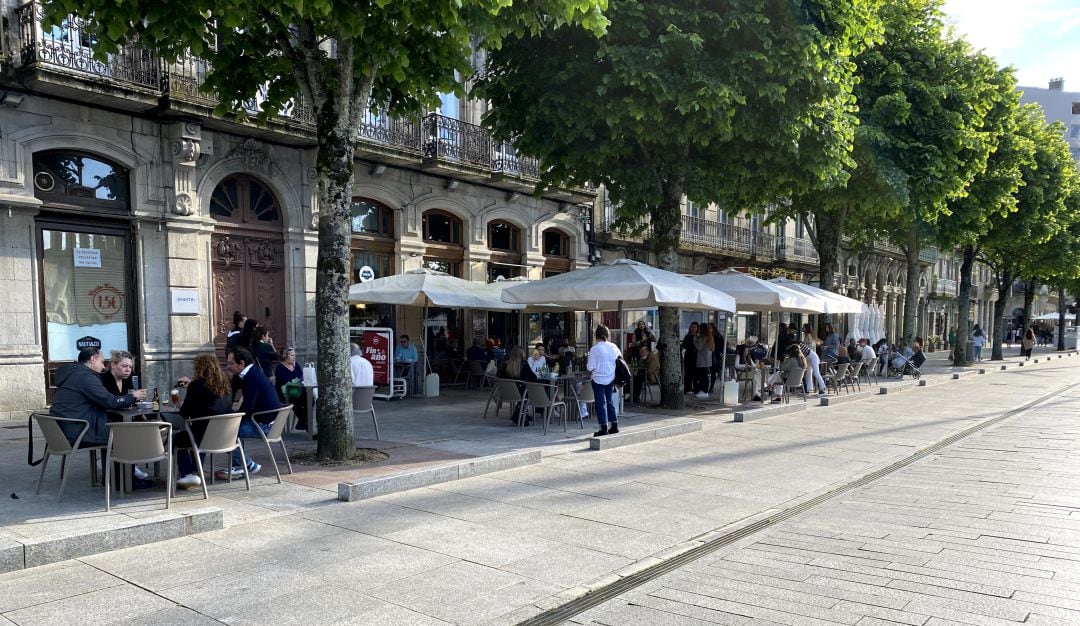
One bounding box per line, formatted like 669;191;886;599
614;356;633;387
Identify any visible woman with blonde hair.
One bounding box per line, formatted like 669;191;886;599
174;354;233;489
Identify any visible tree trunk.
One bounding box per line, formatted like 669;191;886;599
1021;278;1036;343
811;212;843;293
651;176;686;410
314;123;358;460
952;245;975;366
1058;284;1067;350
902;226;920;342
990;268;1014;361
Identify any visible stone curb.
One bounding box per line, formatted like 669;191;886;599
589;420;703;450
3;507;222;573
337;450;541;502
879;380;918;394
951;370;979;380
734;402;808;422
819;390;876;406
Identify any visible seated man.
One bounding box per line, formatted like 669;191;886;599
220;346;281;479
858;338;876;364
631;345;660;403
394;334;419;388
350;343;374;387
50;348;150;487
51;348;147;446
466;339;488;364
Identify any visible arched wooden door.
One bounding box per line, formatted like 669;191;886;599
210;175;287;356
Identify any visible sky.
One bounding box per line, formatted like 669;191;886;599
943;0;1080;91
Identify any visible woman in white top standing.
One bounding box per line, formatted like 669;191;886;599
587;324;621;436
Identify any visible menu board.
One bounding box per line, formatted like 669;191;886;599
362;328;392;385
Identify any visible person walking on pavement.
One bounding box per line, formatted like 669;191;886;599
694;322;715;399
1021;328;1035;359
587;324;621;437
972;324;985;361
800;324;827;397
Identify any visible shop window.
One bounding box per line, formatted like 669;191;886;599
488;262;522;282
351;198;394;237
488;220;520;252
424;257;461;277
33;151;129;211
542;229;569;257
423;210;463;244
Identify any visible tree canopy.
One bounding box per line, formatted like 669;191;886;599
477;0;881;407
44;0;608;458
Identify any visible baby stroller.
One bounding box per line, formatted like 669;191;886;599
886;351;922;380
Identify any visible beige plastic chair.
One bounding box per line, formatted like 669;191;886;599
827;362;852;394
105;422;172;511
176;412;248;499
492;379;527;426
524;381;566;435
570;377;594;429
246;407;295;483
782;367;807;403
482;375;502;418
32;413;107;498
848;361;864;392
351;386;380;440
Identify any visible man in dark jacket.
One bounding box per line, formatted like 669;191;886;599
51;348;147;446
223;347;282;478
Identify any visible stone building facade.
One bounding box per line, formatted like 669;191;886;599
0;0;592;419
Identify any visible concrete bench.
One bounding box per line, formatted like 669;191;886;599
338;450;540;502
734;402;808;422
819;390;876;406
879;380;917;394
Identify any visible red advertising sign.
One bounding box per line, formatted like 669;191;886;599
362;329;392;385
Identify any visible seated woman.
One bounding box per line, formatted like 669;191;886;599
527;343;552;376
732;339;765;402
100;350;135;396
174;354;234;489
497;345;538;424
274;347;307;431
768;345;807;401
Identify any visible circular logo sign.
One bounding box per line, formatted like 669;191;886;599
89;284;124;320
357;265;375;282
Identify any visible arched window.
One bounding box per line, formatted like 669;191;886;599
351;198;394;237
423;210;463;245
209;175;281;226
541;228;572;277
423;210;465;278
33;150;129;212
488;220;523;281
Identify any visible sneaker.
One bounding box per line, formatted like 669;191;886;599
607;425;619;435
752;395;762;402
214;466;249;480
176;474;202;489
132;477;154;490
695;391;710;399
247;462;261;475
133;466;149;480
818;391;827;397
772;398;783;404
593;426;609;437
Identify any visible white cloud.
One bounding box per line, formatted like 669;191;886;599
943;0;1080;88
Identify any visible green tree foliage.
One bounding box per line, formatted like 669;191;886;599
476;0;881;408
42;0;608;459
978;107;1077;359
849;0;1001;341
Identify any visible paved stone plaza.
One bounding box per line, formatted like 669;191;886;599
2;350;1079;624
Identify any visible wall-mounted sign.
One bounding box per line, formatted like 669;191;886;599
357;265;375;282
73;248;102;268
170;288;200;315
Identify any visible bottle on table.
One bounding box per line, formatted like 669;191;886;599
152;387;160;412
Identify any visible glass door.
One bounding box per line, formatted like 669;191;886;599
39;224;134;397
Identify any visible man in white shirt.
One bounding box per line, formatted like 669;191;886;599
858;338;876;362
350;343;374;387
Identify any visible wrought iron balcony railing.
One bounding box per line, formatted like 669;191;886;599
17;1;159;91
358;108;423;153
492;140;540;179
682;215;779;259
423;114;492;169
780;236;820;263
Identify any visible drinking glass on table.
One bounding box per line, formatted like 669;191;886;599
170;388;181;406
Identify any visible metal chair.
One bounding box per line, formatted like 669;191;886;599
105;422;172;511
493;379;528;427
176;412;248;499
465;360;488;390
848;361;864;392
246;407;295;483
563;376;591;429
32;413;106;498
351;386;380;440
827;362;852;394
524;381;566;435
782;367;807;403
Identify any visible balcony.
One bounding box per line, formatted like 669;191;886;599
779;236;820;264
682;216;780;259
12;4;592;200
931;277;958;298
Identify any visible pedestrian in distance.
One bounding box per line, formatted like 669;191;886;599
681;321;698;394
694;322;715;399
972;324;985;361
1021;328;1035;359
